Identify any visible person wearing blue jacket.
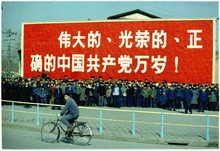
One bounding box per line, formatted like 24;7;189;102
167;86;176;111
71;81;78;104
156;84;163;108
198;88;208;112
183;85;193;114
175;85;184;109
159;91;167;109
33;86;41;104
52;84;62;110
39;87;48;105
65;83;73;98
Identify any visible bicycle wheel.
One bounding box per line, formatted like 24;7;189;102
72;123;92;145
41;122;60;143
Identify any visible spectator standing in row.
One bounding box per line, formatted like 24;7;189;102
175;85;183;109
199;88;208;112
209;91;217;111
31;82;38;104
150;85;157;108
120;83;128;107
79;83;86;106
106;85;112;106
127;84;134;107
98;82;106;107
167;86;176;111
13;78;20;101
112;84;120;108
156;84;163;108
136;84;143;107
52;84;62;110
22;82;32;108
72;81;78;104
65;83;73;98
183;85;193;114
159;91;167;109
85;84;93;106
39;87;48;105
60;81;67;105
141;85;150;107
191;85;199;109
92;85;98;106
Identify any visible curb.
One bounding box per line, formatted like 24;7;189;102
3;122;218;148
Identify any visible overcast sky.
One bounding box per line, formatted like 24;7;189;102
1;1;219;52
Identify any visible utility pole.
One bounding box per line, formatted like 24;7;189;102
2;29;17;73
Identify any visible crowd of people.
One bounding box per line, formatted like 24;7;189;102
2;72;219;114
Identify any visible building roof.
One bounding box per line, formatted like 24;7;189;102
107;9;160;19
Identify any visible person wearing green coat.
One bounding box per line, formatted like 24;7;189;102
209;91;217;111
141;85;150;107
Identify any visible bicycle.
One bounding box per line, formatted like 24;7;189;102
41;117;92;145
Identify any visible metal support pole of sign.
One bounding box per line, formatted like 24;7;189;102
99;107;103;134
206;115;210;142
36;103;40;126
132;109;135;136
160;112;164;138
11;101;14;123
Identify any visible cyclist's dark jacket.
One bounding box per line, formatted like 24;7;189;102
60;98;79;118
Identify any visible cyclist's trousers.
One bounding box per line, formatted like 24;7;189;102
60;114;79;127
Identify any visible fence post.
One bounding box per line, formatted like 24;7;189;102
99;107;102;134
36;103;40;126
160;112;164;138
11;101;14;123
132;109;135;136
206;115;210;142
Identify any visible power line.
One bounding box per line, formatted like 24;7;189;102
2;29;18;72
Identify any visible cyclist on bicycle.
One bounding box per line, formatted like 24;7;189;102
58;93;79;136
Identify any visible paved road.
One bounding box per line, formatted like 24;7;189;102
2;104;219;148
2;127;212;149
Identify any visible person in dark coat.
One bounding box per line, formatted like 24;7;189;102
175;85;184;109
167;86;176;111
65;83;73;98
159;91;167;109
156;84;163;108
183;85;193;114
12;78;21;101
7;80;14;101
39;87;48;105
198;88;208;112
127;84;134;107
22;82;32;108
31;82;38;104
52;84;62;110
97;82;106;107
136;84;143;107
33;86;41;103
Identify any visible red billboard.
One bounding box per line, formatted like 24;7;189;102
22;19;214;83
